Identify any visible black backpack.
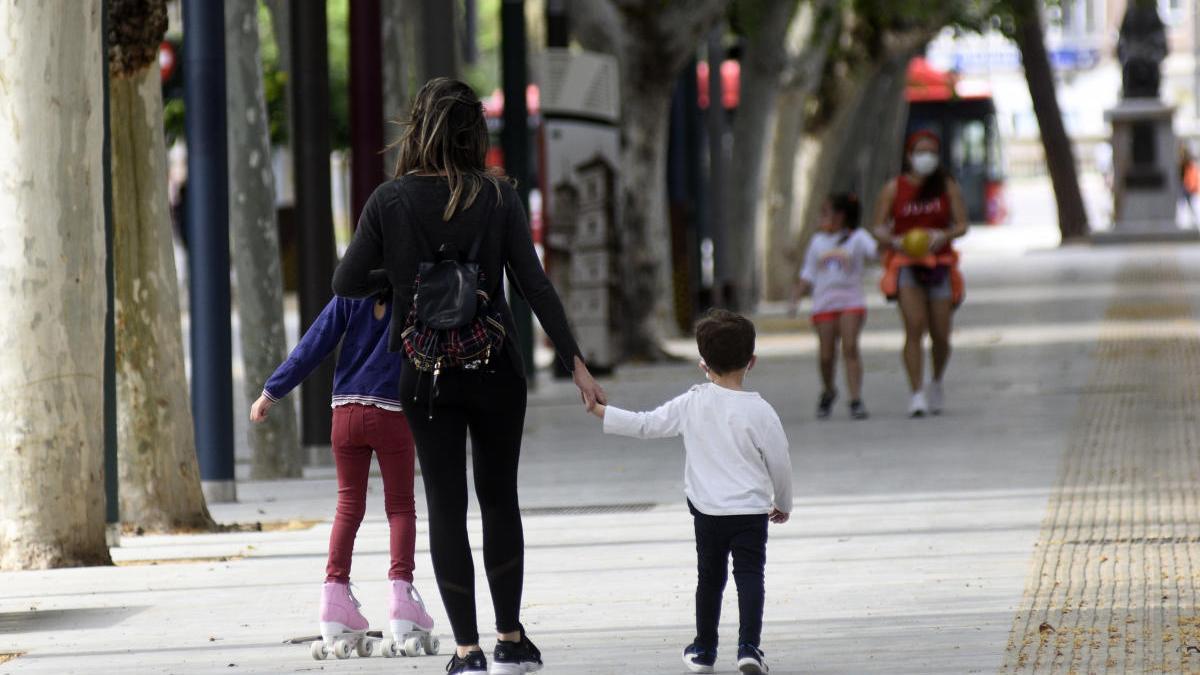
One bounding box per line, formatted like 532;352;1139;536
400;204;506;415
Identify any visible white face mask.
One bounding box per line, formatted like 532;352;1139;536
910;151;939;176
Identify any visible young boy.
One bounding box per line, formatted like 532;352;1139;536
587;309;793;674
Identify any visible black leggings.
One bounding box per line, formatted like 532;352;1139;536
399;357;528;647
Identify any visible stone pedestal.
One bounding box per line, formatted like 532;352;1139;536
1097;99;1197;243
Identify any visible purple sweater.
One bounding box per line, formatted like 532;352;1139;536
262;296;402;411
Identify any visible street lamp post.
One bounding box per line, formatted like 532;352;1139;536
183;0;236;503
290;0;338;462
349;0;384;227
101;0;120;542
502;0;535;379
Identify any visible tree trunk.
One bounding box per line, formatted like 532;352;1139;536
726;0;797;312
762;1;838;301
110;70;215;533
382;0;415;174
108;0;214;532
832;52;911;220
794;51;911;255
567;0;730;359
1012;0;1089;240
226;0;302;479
0;1;112;569
763;86;811;300
619;84;679;358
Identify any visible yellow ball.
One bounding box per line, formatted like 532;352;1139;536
901;228;931;258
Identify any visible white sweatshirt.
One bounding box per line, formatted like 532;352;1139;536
800;229;877;314
603;383;793;517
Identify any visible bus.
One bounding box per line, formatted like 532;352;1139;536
905;58;1007;224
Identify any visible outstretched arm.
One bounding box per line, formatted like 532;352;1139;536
600;392;690;439
254;298;350;420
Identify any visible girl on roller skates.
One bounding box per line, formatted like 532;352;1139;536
250;292;437;659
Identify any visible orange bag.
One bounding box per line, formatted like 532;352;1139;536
1184;161;1199;195
879;248;965;308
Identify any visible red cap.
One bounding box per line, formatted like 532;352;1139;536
905;129;941;154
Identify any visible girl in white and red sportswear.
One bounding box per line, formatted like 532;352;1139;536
794;193;876;420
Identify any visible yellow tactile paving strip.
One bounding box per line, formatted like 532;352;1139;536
1001;259;1200;674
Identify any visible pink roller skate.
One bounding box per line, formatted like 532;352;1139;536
310;582;374;660
381;580;440;657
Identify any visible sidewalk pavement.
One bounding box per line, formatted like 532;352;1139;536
6;226;1200;672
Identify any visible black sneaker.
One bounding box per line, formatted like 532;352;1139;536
682;642;717;673
736;643;770;674
492;630;543;674
849;399;869;420
816;389;838;419
445;649;488;675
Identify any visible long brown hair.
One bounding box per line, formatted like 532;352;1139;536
392;78;503;220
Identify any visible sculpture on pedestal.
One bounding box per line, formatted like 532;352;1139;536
1117;4;1167;99
1100;2;1193;240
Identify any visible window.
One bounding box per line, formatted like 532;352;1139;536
954;120;987;169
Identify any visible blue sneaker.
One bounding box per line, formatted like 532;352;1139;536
682;642;717;673
737;643;769;674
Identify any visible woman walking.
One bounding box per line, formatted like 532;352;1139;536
869;130;968;417
333;78;605;675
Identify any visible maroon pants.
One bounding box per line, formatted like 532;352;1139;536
326;404;417;583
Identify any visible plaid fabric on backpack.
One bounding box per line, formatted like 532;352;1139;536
399;197;506;417
400;274;506;372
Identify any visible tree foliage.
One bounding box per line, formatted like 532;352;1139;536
166;0;509;149
166;0;350;148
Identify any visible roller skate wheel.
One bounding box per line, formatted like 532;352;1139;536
332;638;354;659
355;636;374;657
423;635;440;655
310;639;327;660
403;636;423;656
381;638;398;657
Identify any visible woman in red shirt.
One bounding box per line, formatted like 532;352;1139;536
869;130;968;417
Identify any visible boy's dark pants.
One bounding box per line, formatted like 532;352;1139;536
689;500;769;649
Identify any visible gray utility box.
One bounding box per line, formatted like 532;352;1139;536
538;48;622;370
560;158;619;368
